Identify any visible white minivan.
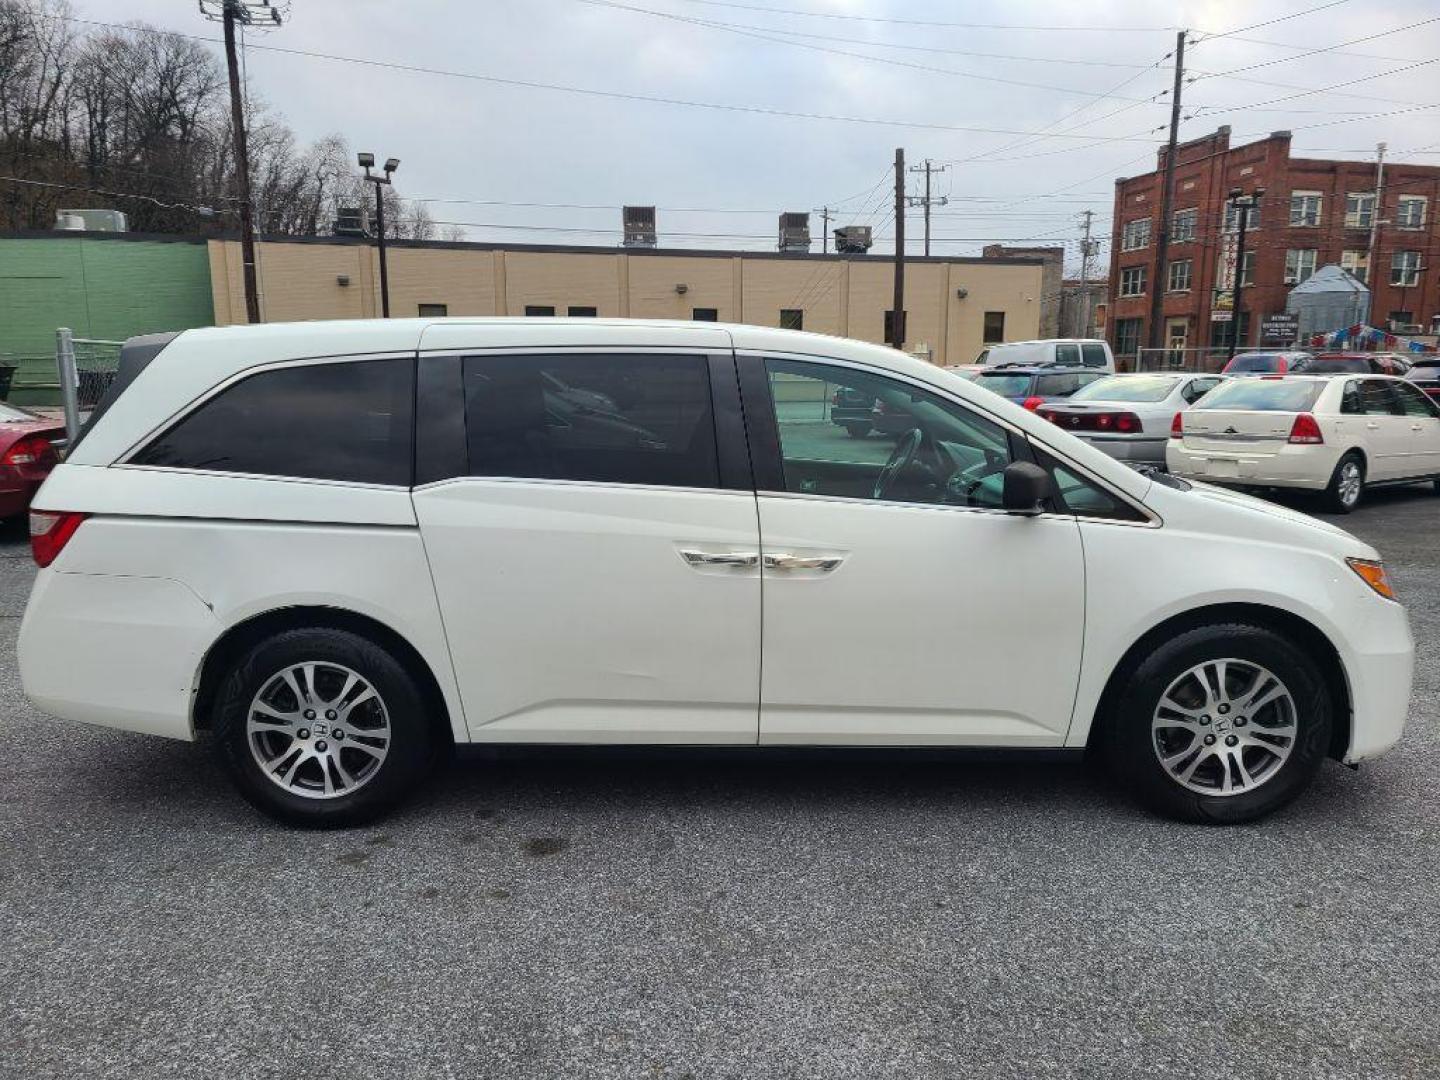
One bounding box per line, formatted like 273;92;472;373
979;338;1115;372
19;320;1412;827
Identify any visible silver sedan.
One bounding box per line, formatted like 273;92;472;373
1035;373;1226;466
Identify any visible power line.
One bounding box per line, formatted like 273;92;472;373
660;0;1175;31
1189;0;1354;44
1190;16;1440;81
0;173;230;215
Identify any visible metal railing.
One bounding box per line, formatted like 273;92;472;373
1128;347;1234;374
55;329;124;441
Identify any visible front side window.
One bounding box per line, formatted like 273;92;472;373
132;358;414;486
1122;218;1151;251
1393;381;1439;418
763;358;1014;509
1391;251;1421;287
1289;191;1322;227
1396;196;1427;230
1284;249;1317;285
1171;208;1197;243
1345;192;1375;228
462;353;718;488
1119;266;1146;297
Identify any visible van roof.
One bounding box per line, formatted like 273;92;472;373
989;339;1109;347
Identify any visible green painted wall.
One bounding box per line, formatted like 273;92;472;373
0;235;214;403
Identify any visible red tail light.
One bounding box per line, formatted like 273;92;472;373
1021;396;1044;411
1036;408;1060;424
1170;412;1183;438
2;435;59;479
1113;412;1142;434
29;510;87;568
1288;413;1324;445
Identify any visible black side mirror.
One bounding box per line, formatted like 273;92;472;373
1001;461;1052;515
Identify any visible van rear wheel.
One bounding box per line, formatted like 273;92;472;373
211;627;434;828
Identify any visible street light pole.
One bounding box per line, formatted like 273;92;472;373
1226;185;1264;363
359;153;400;318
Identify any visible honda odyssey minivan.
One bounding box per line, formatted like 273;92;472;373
18;320;1413;827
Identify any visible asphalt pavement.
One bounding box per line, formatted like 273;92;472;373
1;485;1438;1079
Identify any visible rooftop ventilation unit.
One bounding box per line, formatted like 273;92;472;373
55;209;128;232
833;225;873;254
623;205;657;248
778;212;811;253
333;206;367;237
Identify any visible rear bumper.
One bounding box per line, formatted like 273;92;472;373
1165;441;1341;490
18;569;215;741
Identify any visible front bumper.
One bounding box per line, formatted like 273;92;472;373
1338;592;1414;762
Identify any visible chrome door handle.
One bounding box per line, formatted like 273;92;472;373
679;549;759;569
1413;424;1425;431
763;552;845;573
1366;422;1380;429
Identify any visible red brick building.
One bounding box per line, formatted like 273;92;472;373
1107;126;1440;361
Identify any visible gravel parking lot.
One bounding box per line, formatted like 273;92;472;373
2;487;1437;1080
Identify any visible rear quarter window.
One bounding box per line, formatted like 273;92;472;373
131;357;415;486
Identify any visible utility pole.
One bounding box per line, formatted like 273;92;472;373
1146;29;1186;350
1226;186;1263;362
201;0;281;325
814;206;833;253
1366;141;1387;324
891;147;906;350
908;159;950;256
1077;210;1096;337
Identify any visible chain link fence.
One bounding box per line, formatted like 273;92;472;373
1130;347;1234;374
55;329;124;441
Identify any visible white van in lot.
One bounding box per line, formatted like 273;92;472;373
979;338;1115;372
19;320;1412;827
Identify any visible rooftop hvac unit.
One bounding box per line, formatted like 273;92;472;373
778;212;811;253
623;205;657;248
333;206;367;237
833;225;873;254
55;208;128;232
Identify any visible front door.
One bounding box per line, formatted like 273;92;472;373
412;345;761;744
741;355;1086;746
1390;381;1440;476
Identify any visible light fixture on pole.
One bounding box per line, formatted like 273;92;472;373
359;153;399;318
1225;185;1264;362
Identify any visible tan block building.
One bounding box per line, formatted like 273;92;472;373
209;237;1046;367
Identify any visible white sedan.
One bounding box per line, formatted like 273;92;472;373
1167;374;1440;512
1035;373;1226;465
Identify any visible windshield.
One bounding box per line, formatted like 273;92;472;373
1071;375;1179;403
1193;379;1324;412
975;373;1031;397
1225;353;1285;373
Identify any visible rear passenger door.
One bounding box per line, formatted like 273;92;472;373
1391;381;1440;476
1350;379;1410;480
410;330;761;744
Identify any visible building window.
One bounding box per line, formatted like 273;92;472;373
1114;318;1142;357
1119;266;1146;297
1224;201;1261;232
1391;250;1422;287
692;307;718;321
1208;312;1251;351
1171;208;1197;243
1121;218;1151;251
1218;250;1254;290
1167;259;1193;292
1289;191;1322;227
1345;192;1375;228
1396;196;1428;230
1238;251;1255;287
524;305;556;317
1341;249;1369;283
884;309;909;344
779;308;804;331
1389;311;1415;330
567;306;597;317
1284;249;1318;285
417;303;448;317
982;311;1005;343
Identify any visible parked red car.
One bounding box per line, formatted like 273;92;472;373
0;404;65;519
1292;352;1412;376
1219;350;1313;376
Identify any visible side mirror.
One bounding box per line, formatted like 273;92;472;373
1001;461;1052;515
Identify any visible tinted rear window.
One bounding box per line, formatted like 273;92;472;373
1035;372;1095;397
976;373;1032;396
132;358;414;485
462;353;719;488
1294;357;1366;374
1193;379;1324;412
1225;354;1285;373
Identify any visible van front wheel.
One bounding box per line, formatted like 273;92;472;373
211;627;434;827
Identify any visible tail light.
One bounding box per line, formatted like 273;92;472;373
1036;408;1059;424
29;510;87;568
1021;396;1044;411
1113;412;1142;434
1288;413;1324;444
1170;412;1183;438
2;435;59;479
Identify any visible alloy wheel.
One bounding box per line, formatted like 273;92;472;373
246;662;391;799
1338;461;1362;507
1151;658;1297;796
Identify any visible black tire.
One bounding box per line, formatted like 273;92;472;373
1324;451;1365;513
1102;623;1332;825
211;627;436;828
845;423;871;438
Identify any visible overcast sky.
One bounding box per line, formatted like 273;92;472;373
68;0;1440;268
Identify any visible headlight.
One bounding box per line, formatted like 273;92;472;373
1347;557;1397;601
